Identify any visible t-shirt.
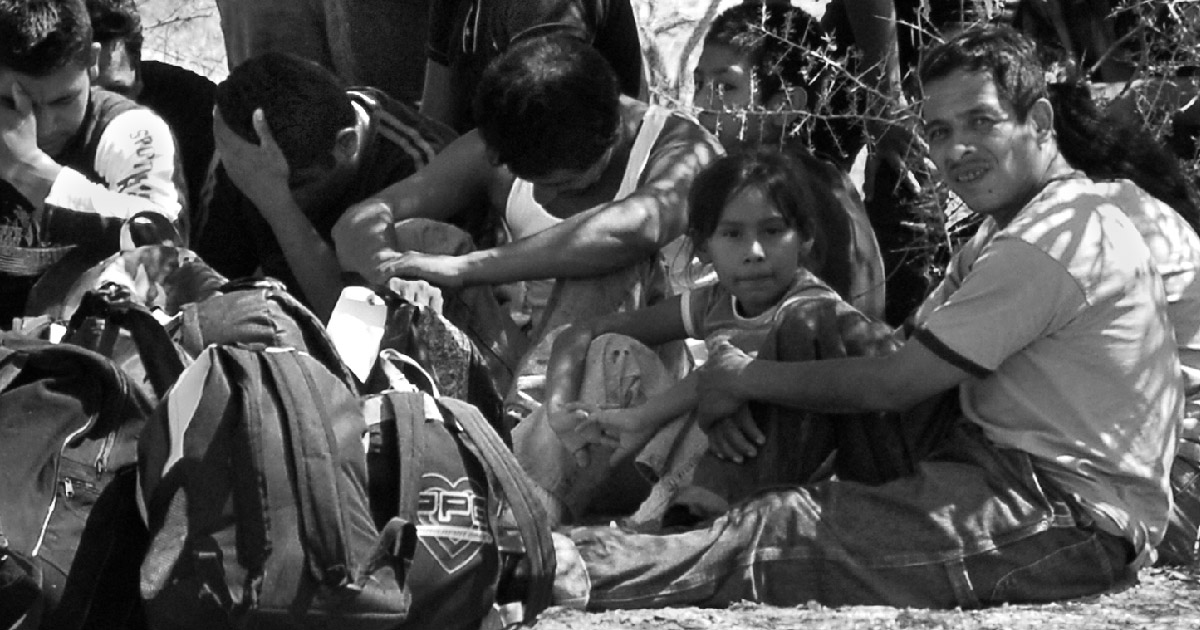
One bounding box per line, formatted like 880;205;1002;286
681;268;838;356
138;60;217;226
426;0;643;132
0;88;185;324
195;88;457;306
913;177;1181;564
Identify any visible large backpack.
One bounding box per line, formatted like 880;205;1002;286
137;345;413;630
0;336;155;622
363;352;555;630
174;278;358;391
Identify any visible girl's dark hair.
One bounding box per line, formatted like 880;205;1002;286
1048;81;1200;234
687;147;826;271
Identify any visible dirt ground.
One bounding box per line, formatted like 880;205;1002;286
531;565;1200;630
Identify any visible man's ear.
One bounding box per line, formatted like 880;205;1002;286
332;126;363;166
1029;97;1055;142
86;42;101;82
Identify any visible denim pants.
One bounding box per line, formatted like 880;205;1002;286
567;421;1136;609
215;0;428;102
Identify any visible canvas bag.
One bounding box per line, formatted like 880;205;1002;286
0;336;154;619
137;345;414;630
364;352;554;630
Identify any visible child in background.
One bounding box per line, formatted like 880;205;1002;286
514;148;895;528
693;0;887;321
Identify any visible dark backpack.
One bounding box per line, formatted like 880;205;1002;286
0;336;154;621
363;353;555;630
175;278;358;391
137;345;414;630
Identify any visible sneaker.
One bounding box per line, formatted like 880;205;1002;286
551;532;589;610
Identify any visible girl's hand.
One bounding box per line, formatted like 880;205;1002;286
547;402;596;468
705;406;764;463
577;406;656;467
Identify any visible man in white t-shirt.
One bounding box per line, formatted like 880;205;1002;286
547;25;1182;610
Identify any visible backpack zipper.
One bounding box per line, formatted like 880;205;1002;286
34;416;95;557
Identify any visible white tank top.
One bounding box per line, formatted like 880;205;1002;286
504;104;672;238
503;105;675;328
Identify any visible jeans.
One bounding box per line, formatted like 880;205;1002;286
567;421;1136;609
215;0;428;102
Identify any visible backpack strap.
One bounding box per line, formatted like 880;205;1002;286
259;349;357;589
437;398;555;622
386;392;428;526
265;289;361;394
67;293;186;399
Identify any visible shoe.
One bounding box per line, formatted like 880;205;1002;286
551;532;589;610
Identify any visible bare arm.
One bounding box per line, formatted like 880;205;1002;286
451;117;721;285
698;334;969;423
215;110;344;320
331;131;497;283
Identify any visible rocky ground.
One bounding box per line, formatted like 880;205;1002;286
533;565;1200;630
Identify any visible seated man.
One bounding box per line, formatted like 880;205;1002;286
195;52;457;321
0;0;186;326
86;0;216;225
550;25;1182;610
693;0;886;320
333;35;721;402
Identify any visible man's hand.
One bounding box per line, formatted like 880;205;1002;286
705;406;764;463
695;339;753;431
0;83;53;181
213;108;294;214
383;277;444;315
371;249;468;288
547;402;598;469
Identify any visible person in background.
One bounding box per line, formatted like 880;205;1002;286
421;0;645;133
86;0;215;231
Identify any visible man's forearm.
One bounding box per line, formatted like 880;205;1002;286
263;204;345;321
730;355;911;414
2;154;61;210
455;200;665;286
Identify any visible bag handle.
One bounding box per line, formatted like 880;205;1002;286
438;398;555;622
260;349;357;588
67;291;186;400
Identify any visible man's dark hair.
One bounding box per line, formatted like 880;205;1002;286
0;0;94;75
918;24;1047;121
473;35;621;178
86;0;142;61
705;0;822;105
215;52;356;170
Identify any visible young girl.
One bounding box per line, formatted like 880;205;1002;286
512;148;894;528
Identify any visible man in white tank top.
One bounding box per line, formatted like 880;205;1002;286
333;35;721;407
